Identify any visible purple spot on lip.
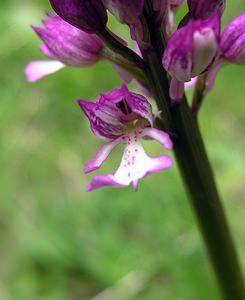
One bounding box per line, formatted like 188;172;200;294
128;172;131;177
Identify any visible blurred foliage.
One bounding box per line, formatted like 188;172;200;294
0;1;244;299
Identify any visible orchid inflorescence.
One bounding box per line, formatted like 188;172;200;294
26;0;245;191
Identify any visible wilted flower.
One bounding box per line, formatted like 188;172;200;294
78;85;173;191
49;0;107;33
162;13;220;101
25;14;104;82
187;0;226;20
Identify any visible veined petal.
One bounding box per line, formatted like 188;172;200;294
25;60;65;82
78;85;153;141
84;137;122;173
86;130;173;192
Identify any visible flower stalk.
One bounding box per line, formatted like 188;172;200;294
142;1;245;299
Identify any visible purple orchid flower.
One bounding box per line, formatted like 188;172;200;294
162;13;220;101
78;84;173;192
49;0;107;33
25;14;104;82
220;14;245;65
187;0;226;20
102;0;145;44
205;14;245;92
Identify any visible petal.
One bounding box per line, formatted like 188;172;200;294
205;58;227;92
169;78;185;102
139;127;173;150
87;174;128;192
187;0;226;20
78;85;153;140
78;100;124;141
192;27;218;76
25;60;65;82
184;76;198;90
86;131;173;192
84;137;122;173
220;14;245;64
50;0;107;33
103;0;144;25
32;17;104;67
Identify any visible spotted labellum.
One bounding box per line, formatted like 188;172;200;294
78;85;173;191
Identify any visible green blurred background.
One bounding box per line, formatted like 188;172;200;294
0;1;244;299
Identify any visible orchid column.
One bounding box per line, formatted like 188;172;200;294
27;0;245;299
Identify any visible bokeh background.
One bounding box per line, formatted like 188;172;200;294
0;1;245;299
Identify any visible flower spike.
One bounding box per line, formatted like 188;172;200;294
78;85;173;191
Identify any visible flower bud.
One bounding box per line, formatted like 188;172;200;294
162;13;220;100
220;14;245;65
187;0;226;20
49;0;107;33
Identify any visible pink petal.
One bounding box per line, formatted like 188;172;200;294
84;137;122;173
86;131;173;192
205;58;227;92
139;127;173;150
184;77;198;90
25;60;65;82
87;174;128;192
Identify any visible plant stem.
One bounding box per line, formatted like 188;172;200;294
98;28;146;69
191;74;207;117
142;2;245;299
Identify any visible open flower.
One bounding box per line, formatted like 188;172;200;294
25;14;104;82
162;13;220;101
78;85;173;192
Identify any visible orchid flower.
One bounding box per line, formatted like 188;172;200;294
78;85;173;192
25;14;104;82
162;12;220;101
205;14;245;92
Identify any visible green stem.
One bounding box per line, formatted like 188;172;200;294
98;28;146;69
191;74;207;117
142;2;245;299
